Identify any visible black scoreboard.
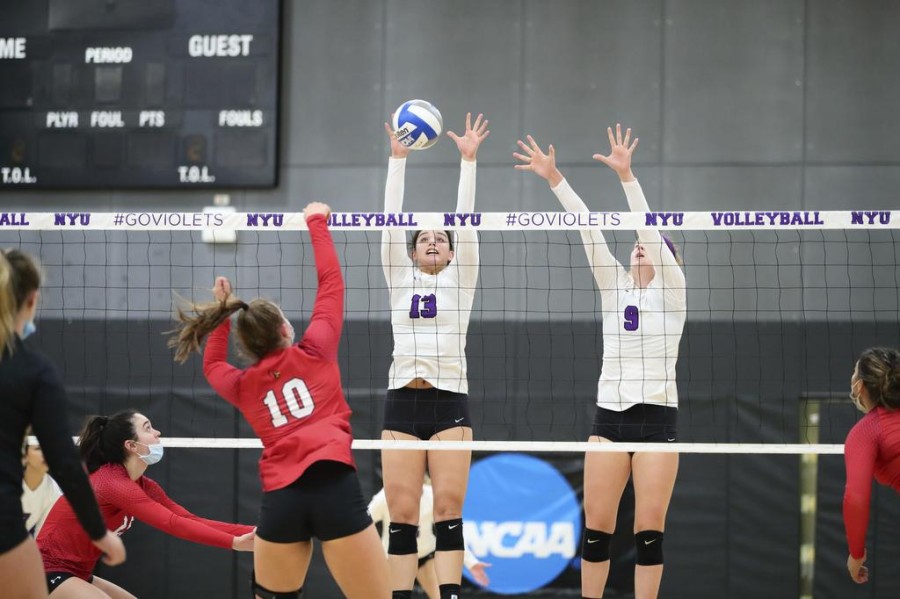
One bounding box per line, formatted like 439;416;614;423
0;0;281;189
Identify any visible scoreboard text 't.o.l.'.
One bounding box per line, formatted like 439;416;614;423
0;0;281;189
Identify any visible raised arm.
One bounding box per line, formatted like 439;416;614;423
298;202;344;361
447;112;489;290
594;124;685;292
514;135;621;291
203;317;242;406
382;123;411;285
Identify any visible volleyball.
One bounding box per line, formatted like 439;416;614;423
391;99;443;150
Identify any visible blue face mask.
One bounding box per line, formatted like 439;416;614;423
135;442;164;466
21;320;36;340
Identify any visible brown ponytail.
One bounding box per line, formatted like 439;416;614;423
79;410;138;473
167;295;247;363
856;347;900;410
168;295;286;363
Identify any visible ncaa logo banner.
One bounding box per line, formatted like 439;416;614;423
463;454;582;594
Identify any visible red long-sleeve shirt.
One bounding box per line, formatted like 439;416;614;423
203;214;353;492
38;463;252;580
843;406;900;558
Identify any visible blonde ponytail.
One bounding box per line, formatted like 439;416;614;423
0;253;18;358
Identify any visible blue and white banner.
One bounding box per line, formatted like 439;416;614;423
0;210;896;230
463;453;582;594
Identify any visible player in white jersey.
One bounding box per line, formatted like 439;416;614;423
381;112;489;599
515;124;686;599
21;434;61;538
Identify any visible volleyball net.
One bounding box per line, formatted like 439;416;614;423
2;208;897;454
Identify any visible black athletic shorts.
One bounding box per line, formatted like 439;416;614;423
591;403;677;443
257;461;371;543
383;387;471;440
46;572;90;592
418;552;435;568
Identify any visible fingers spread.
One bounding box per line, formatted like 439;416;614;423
517;139;535;155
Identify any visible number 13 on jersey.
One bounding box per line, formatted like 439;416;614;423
409;293;437;319
263;377;315;427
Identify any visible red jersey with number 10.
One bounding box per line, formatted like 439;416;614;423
204;215;353;492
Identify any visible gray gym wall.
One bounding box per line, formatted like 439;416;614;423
2;2;900;598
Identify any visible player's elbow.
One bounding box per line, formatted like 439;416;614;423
321;270;345;294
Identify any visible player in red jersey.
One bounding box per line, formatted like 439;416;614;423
843;346;900;584
37;410;254;597
168;202;390;599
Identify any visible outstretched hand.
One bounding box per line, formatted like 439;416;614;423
848;551;869;584
447;112;490;161
304;201;332;221
384;121;410;159
469;561;492;586
592;123;638;182
212;276;232;302
233;529;256;552
513;135;563;187
93;531;126;566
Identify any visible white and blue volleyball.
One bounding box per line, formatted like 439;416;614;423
391;99;443;150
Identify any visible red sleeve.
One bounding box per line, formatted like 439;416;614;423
297;214;344;361
203;319;242;405
143;480;254;536
98;471;235;549
843;413;880;558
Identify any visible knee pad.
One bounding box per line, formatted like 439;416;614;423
388;522;419;555
251;573;302;599
434;518;464;551
392;592;413;599
635;530;664;566
581;528;612;563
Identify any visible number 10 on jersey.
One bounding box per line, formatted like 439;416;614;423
263;377;315;427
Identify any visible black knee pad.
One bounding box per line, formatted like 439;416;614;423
635;530;664;566
251;573;302;599
581;528;612;563
434;518;464;551
392;592;413;599
388;522;419;555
